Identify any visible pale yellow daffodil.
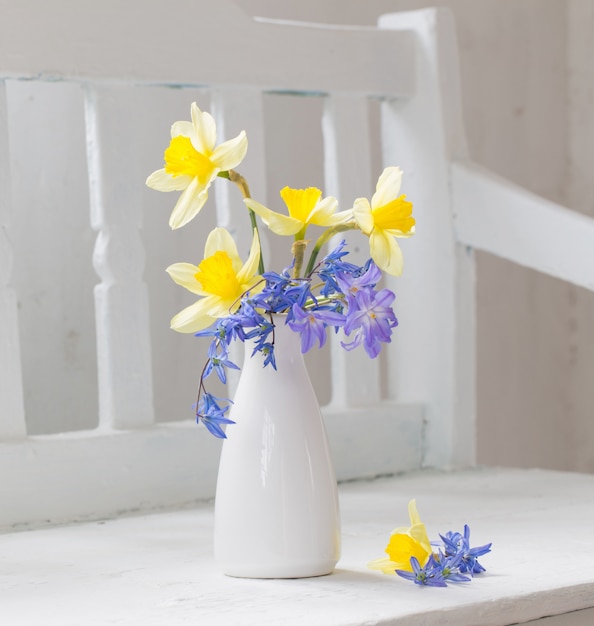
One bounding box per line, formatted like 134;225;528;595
352;166;415;276
166;227;261;333
146;103;248;230
244;186;350;240
368;499;433;574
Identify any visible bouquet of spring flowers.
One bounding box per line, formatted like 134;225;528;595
146;103;415;438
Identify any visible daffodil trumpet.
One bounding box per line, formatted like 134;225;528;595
368;499;433;575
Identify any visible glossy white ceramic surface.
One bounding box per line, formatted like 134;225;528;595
214;318;340;578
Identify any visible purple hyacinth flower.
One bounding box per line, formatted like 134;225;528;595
335;260;382;297
342;287;398;358
288;304;345;353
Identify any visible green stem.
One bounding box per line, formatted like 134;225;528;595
218;170;265;274
304;222;357;277
304;293;344;309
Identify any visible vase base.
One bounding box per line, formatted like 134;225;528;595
219;559;338;579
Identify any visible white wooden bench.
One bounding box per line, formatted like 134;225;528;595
3;469;594;625
1;1;593;623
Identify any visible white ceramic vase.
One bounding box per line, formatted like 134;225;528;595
213;317;341;578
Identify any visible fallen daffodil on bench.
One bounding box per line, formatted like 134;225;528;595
369;499;492;587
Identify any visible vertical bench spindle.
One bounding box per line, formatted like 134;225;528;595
85;85;155;430
0;80;26;439
322;94;381;407
379;10;476;467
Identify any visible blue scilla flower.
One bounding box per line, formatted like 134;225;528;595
396;556;447;587
203;340;240;384
231;299;261;327
321;239;350;264
256;342;277;369
440;525;492;575
195;315;245;345
319;241;359;274
316;241;361;297
318;271;357;298
252;285;294;315
229;301;272;339
434;551;471;584
195;392;234;439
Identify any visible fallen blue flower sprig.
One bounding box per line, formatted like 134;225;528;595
395;524;492;587
369;499;492;587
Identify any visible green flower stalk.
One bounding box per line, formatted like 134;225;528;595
218;169;265;275
304;222;357;277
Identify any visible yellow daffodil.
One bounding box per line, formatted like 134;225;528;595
166;227;261;333
244;186;350;240
352;166;415;276
368;499;433;574
146;103;248;230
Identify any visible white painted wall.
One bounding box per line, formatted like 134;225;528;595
243;0;594;473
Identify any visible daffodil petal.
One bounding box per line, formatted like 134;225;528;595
212;131;248;171
244;198;273;220
146;168;192;192
352;198;374;234
369;229;404;276
262;212;303;236
169;177;209;230
165;262;208;296
191;103;217;154
371;166;403;209
384;225;416;238
408;499;421;526
327;208;355;225
170;120;194;139
170;297;218;333
236;229;261;284
306;195;338;226
244;198;303;236
367;557;398;574
410;523;432;554
204;227;242;272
